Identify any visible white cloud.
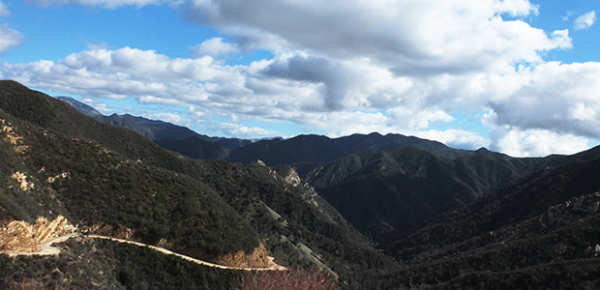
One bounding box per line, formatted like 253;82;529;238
143;112;188;126
0;1;22;52
191;37;239;59
0;1;9;16
0;24;23;52
419;129;491;150
574;11;596;30
5;0;600;156
489;126;589;157
483;61;600;139
81;98;113;114
208;122;279;138
26;0;171;8
186;0;563;75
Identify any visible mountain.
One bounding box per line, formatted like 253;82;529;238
226;132;509;166
296;140;600;244
155;136;231;160
57;97;510;164
55;87;600;253
57;96;103;118
0;80;400;289
384;154;600;289
57;97;251;149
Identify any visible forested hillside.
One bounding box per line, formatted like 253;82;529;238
0;80;398;289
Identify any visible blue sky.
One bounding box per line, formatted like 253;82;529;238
0;0;599;157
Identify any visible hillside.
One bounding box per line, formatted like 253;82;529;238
298;142;600;244
385;155;600;289
0;80;399;289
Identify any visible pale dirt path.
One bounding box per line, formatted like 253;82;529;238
2;234;287;272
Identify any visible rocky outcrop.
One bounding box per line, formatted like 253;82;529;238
539;192;600;230
0;215;77;253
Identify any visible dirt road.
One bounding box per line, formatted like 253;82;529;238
1;234;287;272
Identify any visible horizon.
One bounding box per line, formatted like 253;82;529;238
55;94;599;159
0;0;599;157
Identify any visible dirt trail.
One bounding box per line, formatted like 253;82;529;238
86;235;287;271
1;233;286;271
1;216;286;271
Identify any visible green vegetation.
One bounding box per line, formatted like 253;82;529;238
235;268;338;290
0;238;242;290
4;80;600;289
0;80;399;289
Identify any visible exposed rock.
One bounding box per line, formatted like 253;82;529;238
1;118;29;153
0;215;77;253
283;168;302;187
539;192;600;230
10;171;35;191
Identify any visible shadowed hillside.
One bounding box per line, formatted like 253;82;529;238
385;155;600;289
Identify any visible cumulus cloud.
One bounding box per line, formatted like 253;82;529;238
488;126;589;157
482;61;600;140
191;37;239;59
574;11;596;30
1;47;238;100
186;0;565;74
6;0;600;156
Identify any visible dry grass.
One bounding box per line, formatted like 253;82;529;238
235;269;338;290
4;279;45;290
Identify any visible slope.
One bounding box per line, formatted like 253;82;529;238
385;155;600;289
1;80;401;289
301;143;600;244
0;109;261;263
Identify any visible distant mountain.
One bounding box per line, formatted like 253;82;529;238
155;136;231;160
226;132;509;166
57;97;510;164
57;97;251;150
57;96;103;118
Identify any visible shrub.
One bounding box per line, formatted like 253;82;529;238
235;269;338;290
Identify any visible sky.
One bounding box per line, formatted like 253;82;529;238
0;0;599;157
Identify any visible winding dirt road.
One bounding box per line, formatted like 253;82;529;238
2;234;287;272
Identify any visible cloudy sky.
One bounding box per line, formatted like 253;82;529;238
0;0;599;157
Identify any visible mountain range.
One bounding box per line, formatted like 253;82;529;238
1;80;600;289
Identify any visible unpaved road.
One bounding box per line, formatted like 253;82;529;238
1;234;287;272
86;235;287;271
